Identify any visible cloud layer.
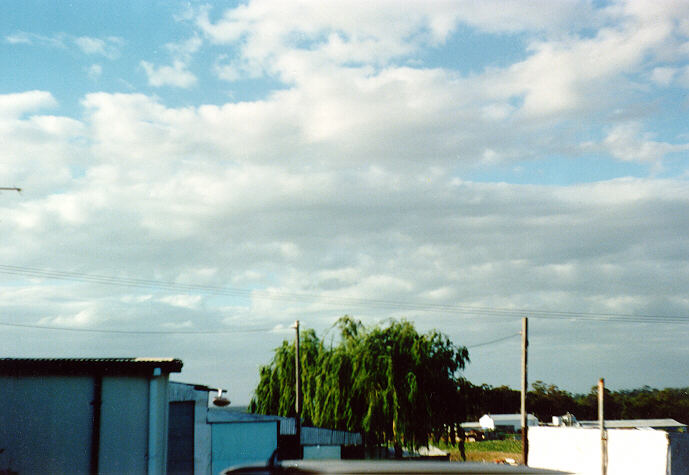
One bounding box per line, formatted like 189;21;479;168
1;0;688;403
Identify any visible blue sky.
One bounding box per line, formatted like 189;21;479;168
1;0;689;405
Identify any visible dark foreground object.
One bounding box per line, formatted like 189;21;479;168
223;460;568;474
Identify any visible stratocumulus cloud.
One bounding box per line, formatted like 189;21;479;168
0;0;688;403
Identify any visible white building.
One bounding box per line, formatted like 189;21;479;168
529;425;689;474
0;357;182;474
479;413;539;432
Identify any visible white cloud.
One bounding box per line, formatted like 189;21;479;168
0;90;57;118
213;55;244;82
5;32;122;58
650;66;677;86
86;64;103;80
3;32;66;49
76;37;102;53
4;0;689;402
603;122;689;163
141;60;197;88
5;33;32;44
489;22;674;117
158;295;202;309
3;87;689;398
165;35;202;61
38;308;102;328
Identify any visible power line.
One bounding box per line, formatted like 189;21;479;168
467;332;521;349
0;320;273;335
0;264;687;324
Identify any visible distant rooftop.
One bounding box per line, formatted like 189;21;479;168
579;419;686;429
0;357;183;376
485;414;539;421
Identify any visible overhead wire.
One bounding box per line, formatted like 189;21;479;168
0;264;687;325
466;332;521;349
0;320;274;335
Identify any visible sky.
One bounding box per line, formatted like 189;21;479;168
1;0;688;406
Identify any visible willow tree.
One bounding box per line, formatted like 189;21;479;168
249;316;469;451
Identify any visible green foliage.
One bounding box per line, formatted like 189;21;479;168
249;316;470;450
460;381;520;420
462;379;689;425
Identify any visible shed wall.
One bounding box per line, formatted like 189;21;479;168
303;445;342;460
211;421;278;474
168;401;195;474
99;376;151;474
0;375;94;474
0;373;171;475
670;433;689;475
169;382;212;474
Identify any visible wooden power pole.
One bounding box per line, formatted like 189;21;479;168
521;317;529;465
294;320;302;458
599;378;607;475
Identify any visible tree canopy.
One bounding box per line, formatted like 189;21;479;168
249;316;470;450
461;380;689;426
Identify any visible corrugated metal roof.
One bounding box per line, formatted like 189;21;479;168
301;426;362;446
579;419;686;429
0;357;183;375
169;381;218;402
485;414;538;422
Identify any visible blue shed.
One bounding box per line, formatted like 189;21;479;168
0;357;182;474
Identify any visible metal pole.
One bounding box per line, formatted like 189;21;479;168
599;378;607;475
294;320;302;458
521;317;528;465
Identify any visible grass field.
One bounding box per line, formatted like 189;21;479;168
440;439;523;464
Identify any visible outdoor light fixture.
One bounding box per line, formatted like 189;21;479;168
212;388;230;407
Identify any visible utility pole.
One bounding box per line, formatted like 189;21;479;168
521;317;529;465
294;320;302;459
599;378;607;475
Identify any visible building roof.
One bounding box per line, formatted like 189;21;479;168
579;419;686;429
207;408;363;445
169;381;219;403
478;414;539;430
483;414;539;422
0;357;183;376
170;381;218;392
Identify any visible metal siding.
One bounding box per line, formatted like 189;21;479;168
211;421;278;475
168;401;195;474
149;375;172;474
301;427;361;446
0;375;94;474
169;382;213;474
98;376;150;474
303;445;342;460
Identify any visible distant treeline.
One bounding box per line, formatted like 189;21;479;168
462;380;689;425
